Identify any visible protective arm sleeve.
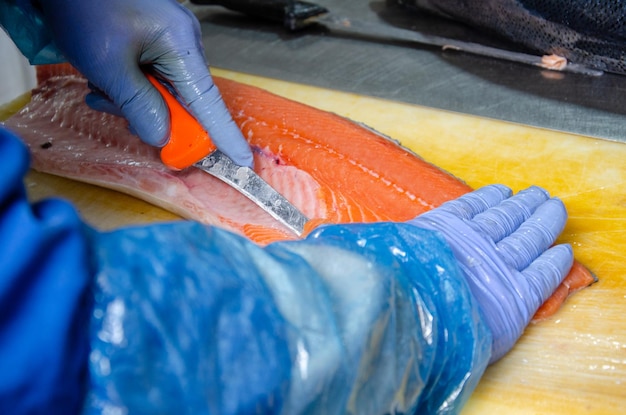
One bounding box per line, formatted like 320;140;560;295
0;0;64;64
84;220;492;415
0;127;91;414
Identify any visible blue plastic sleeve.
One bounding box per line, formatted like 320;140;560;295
0;126;492;414
0;0;65;64
85;220;492;414
0;127;91;414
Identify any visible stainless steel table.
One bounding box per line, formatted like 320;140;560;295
190;0;626;142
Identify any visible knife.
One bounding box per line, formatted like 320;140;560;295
189;0;603;76
147;74;309;236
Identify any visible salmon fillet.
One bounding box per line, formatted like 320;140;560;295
5;63;595;320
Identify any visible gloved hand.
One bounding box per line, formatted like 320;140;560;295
36;0;253;167
408;184;574;363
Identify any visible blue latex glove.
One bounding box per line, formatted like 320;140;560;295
0;127;92;414
408;184;574;363
34;0;253;166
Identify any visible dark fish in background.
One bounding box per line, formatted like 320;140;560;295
393;0;626;75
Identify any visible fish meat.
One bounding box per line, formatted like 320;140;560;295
4;63;595;320
393;0;626;75
22;64;474;240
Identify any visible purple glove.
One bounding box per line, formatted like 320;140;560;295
408;184;573;363
37;0;253;167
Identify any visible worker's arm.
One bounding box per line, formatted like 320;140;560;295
0;126;571;414
0;127;92;414
0;0;65;63
85;220;492;414
0;125;481;414
84;186;570;414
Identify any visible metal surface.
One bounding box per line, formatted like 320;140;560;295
196;150;309;235
311;13;601;76
188;0;626;142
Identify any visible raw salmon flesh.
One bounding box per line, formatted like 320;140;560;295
2;63;595;321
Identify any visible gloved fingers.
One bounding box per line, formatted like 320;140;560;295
496;197;568;270
145;5;253;167
85;90;123;118
437;184;512;220
115;69;171;148
176;72;253;168
470;185;551;243
521;243;574;307
135;5;252;166
85;91;140;137
157;57;254;168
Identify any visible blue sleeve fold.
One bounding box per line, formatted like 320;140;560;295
0;0;65;64
85;220;492;415
0;127;91;415
0;125;491;414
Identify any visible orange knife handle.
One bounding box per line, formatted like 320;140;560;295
147;74;216;170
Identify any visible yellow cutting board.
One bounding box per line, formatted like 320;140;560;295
22;69;626;414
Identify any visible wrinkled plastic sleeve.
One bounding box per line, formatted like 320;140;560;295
0;127;91;414
0;0;65;64
84;221;492;414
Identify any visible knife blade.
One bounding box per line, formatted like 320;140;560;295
147;73;309;236
196;150;308;235
189;0;603;76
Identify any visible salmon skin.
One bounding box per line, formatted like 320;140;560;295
394;0;626;75
6;63;595;320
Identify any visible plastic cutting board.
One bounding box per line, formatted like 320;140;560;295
23;69;626;414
